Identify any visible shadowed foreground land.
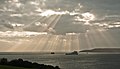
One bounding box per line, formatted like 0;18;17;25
0;65;33;69
0;58;60;69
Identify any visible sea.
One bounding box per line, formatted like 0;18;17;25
0;53;120;69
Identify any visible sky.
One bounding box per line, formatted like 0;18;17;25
0;0;120;52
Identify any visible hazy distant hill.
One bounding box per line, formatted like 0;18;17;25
80;48;120;52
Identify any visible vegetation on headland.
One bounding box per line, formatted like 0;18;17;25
0;58;60;69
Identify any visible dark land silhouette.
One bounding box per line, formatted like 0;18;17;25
0;58;60;69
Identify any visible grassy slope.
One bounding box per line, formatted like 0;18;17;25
0;65;33;69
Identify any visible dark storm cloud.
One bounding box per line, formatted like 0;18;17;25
0;20;13;29
74;0;120;11
2;23;14;29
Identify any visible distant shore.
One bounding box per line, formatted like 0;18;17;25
0;48;120;55
80;48;120;52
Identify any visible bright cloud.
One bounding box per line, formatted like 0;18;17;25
0;31;48;37
39;10;63;16
81;12;95;21
15;3;23;8
29;1;39;5
12;0;19;3
10;14;23;17
35;8;42;12
10;23;24;27
39;10;80;17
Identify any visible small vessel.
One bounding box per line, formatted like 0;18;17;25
65;51;78;55
51;52;55;54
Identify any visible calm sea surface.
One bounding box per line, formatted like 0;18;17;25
0;54;120;69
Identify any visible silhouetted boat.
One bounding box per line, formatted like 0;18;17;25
51;52;55;54
65;51;78;55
